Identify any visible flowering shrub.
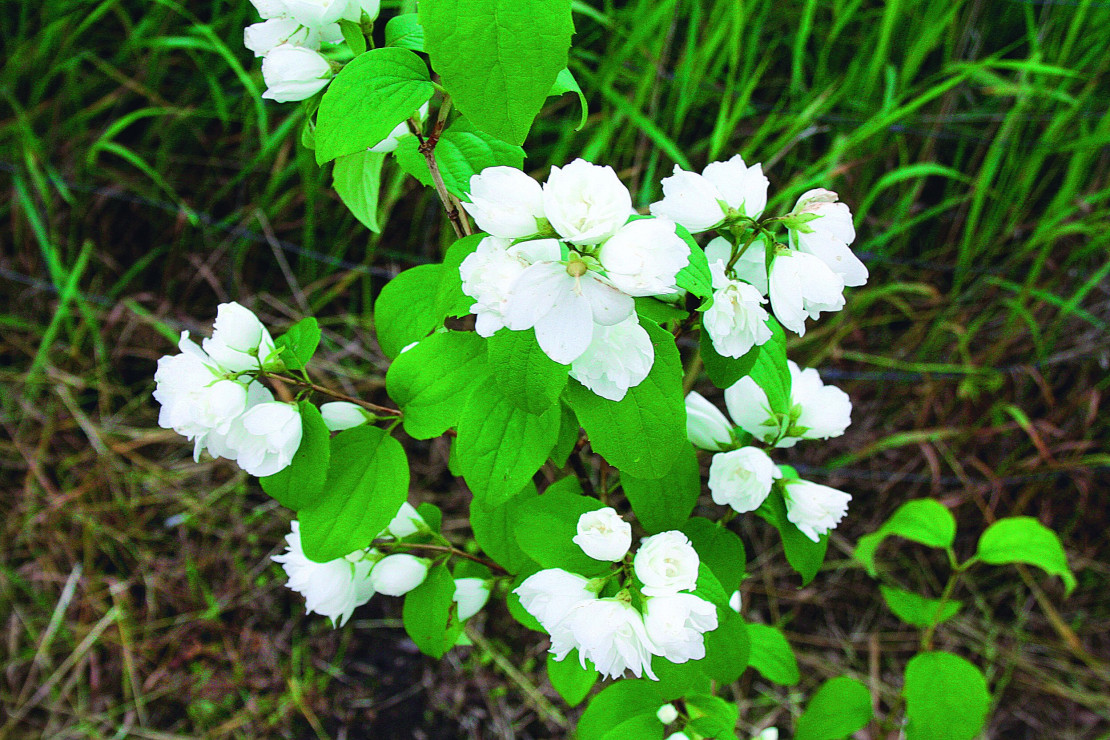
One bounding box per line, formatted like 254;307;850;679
152;1;1078;737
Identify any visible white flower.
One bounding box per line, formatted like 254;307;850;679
755;730;779;740
245;18;317;57
460;237;560;338
634;531;700;597
596;218;689;297
207;385;303;476
788;189;867;287
768;249;845;336
504;254;633;365
572;507;632;561
261;44;333;103
706;235;768;295
550;598;658;680
729;590;742;613
201;302;278;373
642;593;718;663
251;0;289;19
791;362;852;440
667;734;692;740
684;391;733;451
342;0;380;23
282;0;348;26
153;332;250;460
369;553;429;596
320;401;369;431
514;568;596;631
462;166;547;239
384;501;424;539
568;315;653;401
708;447;781;513
542;159;633;245
272;521;375;627
723;360;851;448
656;704;679;725
781;478;852;542
453;578;491;621
704;260;772;358
368;102;428;153
650;155;769;233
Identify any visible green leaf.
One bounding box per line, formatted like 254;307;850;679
338;18;367;55
795;677;873;740
374;263;445;359
456;388;560;507
513;483;608;575
275;317;320;370
487;329;569;414
974;516;1076;595
880;585;962;627
577;680;668;740
855;499;956;577
622;444;700;533
298;426;409;562
686;693;740;737
635;296;688;326
421;0;574;144
757;490;828;585
565;318;686;479
315;47;434;164
700;327;760;389
333;149;385;232
549;402;579;468
385;331;490;439
547;650;597;707
393;116;525;199
681;517;746;593
747;316;791;417
686;693;739;737
260;401;330;510
417;502;442;533
746;623;800;685
436;233;484;318
470;483;539;573
903;652;990;740
699;608;750;683
548;67;588;130
674;223;713;299
402;563;462;658
385;13;424;51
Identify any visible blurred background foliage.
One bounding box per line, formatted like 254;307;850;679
2;0;1108;737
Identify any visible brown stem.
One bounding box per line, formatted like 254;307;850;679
268;375;402;417
416;95;472;238
376;540;507;574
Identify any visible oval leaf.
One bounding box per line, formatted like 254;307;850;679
747;623;800;686
974;516;1076;595
855;499;956;577
903;652;990;740
795;677;873;740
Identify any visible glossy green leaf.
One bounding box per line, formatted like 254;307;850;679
421;0;574;144
880;585;962;627
701;327;760;389
855;499;956;577
487;328;569;413
681;517;747;593
298;426;409;562
470;483;539;574
393;116;525;199
795;677;873;740
260;401;330;510
385;13;424;51
316;47;434;164
513;483;608;575
548;67;588;130
577;680;668;740
275;316;320;370
757;489;828;585
547;650;597;707
674;222;713;299
333;149;385;232
904;652;990;740
622;444;700;533
402;563;462;658
974;516;1076;595
686;693;739;737
747;623;799;685
385;331;490;439
373;263;445;359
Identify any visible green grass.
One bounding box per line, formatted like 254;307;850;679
2;0;1109;737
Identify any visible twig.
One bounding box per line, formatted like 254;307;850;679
267;374;402;417
415;95;472;238
375;540;507;575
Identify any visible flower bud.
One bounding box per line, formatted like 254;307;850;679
320;401;370;431
202;301;278;373
684;391;733;451
384;501;425;539
369;554;429;596
782;478;851;543
453;578;491;621
656;703;679;725
572;507;632;561
261;45;333;103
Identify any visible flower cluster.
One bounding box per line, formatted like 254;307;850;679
153;302;303;477
274;503;491;626
459;160;691;401
515;511;718;680
650;155;867;347
687;361;853;542
245;0;381;103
